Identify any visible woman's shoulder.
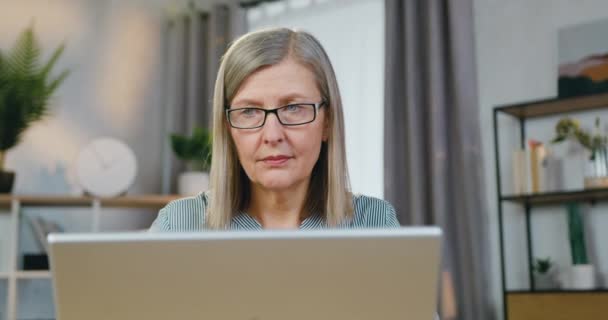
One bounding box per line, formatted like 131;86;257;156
149;192;208;232
349;194;400;228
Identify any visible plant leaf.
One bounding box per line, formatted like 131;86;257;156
0;25;69;153
39;43;65;81
43;69;69;101
170;127;213;171
6;26;40;78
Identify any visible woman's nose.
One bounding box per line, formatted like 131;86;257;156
262;113;285;144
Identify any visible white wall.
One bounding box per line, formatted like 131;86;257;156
247;0;385;199
475;0;608;318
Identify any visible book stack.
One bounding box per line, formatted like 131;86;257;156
512;140;563;194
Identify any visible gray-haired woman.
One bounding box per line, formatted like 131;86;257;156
150;27;398;231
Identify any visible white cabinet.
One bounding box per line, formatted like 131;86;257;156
0;195;178;320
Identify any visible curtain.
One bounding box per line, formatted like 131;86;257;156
160;4;231;194
384;0;494;319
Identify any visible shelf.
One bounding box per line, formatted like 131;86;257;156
0;271;51;279
495;92;608;119
508;289;608;294
494;92;608;319
15;271;51;279
0;194;183;208
507;291;608;318
100;195;183;208
501;188;608;205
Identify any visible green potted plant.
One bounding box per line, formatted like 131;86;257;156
0;25;69;192
532;257;557;290
170;126;212;195
565;202;595;289
552;117;608;188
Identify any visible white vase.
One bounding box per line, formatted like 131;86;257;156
557;141;585;190
568;264;595;290
534;273;558;290
177;171;209;196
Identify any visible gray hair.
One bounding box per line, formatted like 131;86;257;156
207;27;353;229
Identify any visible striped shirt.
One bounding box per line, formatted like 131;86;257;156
149;192;400;231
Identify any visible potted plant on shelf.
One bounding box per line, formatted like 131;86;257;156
565;202;595;290
0;25;69;193
170;126;212;195
532;257;558;290
552;117;608;188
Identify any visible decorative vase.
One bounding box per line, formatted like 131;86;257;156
534;272;559;290
177;171;209;196
568;264;595;290
0;170;15;193
584;146;608;188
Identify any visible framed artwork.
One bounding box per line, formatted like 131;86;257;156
558;18;608;98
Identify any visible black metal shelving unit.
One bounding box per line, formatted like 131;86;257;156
501;188;608;205
493;92;608;320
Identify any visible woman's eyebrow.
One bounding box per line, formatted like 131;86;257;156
230;98;263;107
279;93;311;103
231;93;316;107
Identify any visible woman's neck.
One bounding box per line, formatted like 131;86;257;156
247;181;310;229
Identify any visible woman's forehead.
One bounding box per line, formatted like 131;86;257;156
230;59;320;105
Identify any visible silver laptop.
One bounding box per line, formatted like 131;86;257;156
48;228;441;320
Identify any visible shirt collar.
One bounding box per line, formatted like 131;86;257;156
230;211;326;230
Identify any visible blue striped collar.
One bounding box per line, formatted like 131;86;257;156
230;212;326;230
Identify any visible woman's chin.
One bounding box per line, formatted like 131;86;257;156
255;177;302;191
258;181;294;191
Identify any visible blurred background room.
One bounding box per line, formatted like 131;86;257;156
1;0;608;319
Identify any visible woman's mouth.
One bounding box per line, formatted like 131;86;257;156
262;155;291;166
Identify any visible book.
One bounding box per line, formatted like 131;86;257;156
512;149;527;194
529;140;545;193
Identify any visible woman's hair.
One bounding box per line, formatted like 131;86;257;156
207;27;353;229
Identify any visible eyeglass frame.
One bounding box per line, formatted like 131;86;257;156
225;101;326;129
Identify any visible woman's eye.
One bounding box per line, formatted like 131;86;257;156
285;104;302;112
239;108;258;117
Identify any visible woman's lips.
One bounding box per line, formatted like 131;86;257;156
262;156;291;166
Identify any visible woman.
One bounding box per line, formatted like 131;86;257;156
150;27;398;231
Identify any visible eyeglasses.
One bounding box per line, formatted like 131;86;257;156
225;102;326;129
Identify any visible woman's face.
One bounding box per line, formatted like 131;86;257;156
228;58;328;192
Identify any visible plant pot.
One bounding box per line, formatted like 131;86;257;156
534;273;559;290
177;171;209;196
0;170;15;193
568;264;595;290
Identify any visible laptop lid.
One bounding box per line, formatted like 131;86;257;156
49;228;441;320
